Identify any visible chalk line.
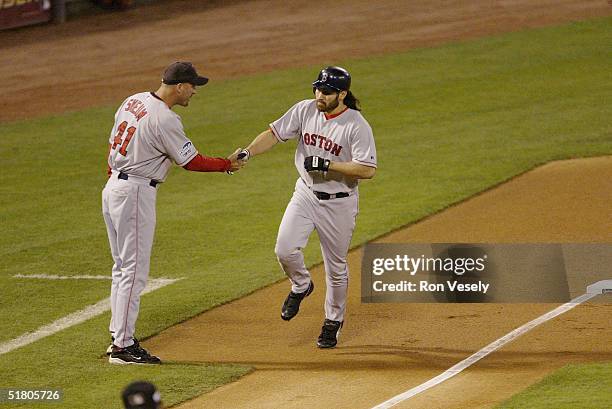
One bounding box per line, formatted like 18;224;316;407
0;277;180;355
371;291;599;409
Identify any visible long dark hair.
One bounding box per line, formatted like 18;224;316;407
343;90;361;111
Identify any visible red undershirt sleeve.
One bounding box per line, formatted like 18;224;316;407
183;153;231;172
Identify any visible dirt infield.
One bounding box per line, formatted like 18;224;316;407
1;0;610;122
5;0;611;407
146;157;612;409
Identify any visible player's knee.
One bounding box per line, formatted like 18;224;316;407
275;244;300;264
326;266;348;286
328;274;348;287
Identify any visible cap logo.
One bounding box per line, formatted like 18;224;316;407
321;72;328;82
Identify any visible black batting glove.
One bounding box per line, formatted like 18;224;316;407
304;156;330;172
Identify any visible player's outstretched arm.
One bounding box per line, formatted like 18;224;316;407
183;154;234;173
229;129;278;167
244;129;279;158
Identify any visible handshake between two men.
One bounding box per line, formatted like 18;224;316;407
226;148;251;174
225;128;339;175
226;147;328;175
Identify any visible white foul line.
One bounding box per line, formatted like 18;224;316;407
0;276;181;356
371;292;598;409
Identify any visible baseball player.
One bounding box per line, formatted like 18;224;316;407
237;66;377;348
103;62;244;364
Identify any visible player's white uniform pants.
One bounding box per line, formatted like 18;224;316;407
275;178;358;322
102;172;157;348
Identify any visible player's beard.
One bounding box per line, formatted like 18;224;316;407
317;95;340;113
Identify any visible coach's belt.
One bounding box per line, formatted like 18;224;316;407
313;190;350;200
118;172;159;188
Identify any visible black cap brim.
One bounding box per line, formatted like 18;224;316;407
163;76;209;86
192;76;209;86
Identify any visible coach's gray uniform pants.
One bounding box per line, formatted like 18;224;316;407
102;173;157;349
275;178;358;322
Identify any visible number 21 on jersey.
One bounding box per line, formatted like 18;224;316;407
112;121;136;156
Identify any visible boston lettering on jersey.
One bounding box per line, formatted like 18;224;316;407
303;133;343;156
124;98;149;122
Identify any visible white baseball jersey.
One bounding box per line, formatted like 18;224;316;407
271;98;377;325
270;99;377;193
108;92;198;182
103;91;199;350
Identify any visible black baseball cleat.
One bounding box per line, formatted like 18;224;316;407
108;340;161;365
317;319;343;349
106;336;139;356
281;280;314;321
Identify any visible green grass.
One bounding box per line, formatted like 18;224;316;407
496;363;612;409
1;16;611;408
0;279;109;343
0;316;251;408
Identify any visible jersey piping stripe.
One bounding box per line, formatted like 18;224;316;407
324;106;349;120
269;124;287;142
122;185;140;348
